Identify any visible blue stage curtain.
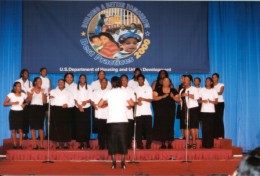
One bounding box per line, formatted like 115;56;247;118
0;1;22;145
0;1;259;151
208;2;260;151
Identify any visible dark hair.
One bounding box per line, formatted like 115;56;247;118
236;147;260;176
132;68;142;79
212;73;220;78
205;77;214;88
89;35;99;42
97;70;106;80
156;70;169;88
111;76;121;88
58;79;65;83
20;69;29;78
19;69;31;88
11;82;22;93
137;74;145;80
40;67;47;72
99;32;119;48
64;72;74;80
194;77;201;83
100;14;106;18
77;74;88;90
33;77;41;87
120;74;129;80
184;74;193;82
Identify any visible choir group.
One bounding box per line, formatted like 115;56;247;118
3;67;225;166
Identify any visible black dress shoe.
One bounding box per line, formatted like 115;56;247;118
121;161;126;169
78;145;84;150
159;144;166;149
18;145;23;149
56;146;61;150
137;145;144;149
168;142;173;149
111;161;116;169
146;144;151;149
13;146;17;149
63;146;69;150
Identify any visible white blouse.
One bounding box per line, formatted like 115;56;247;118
91;79;112;92
65;82;77;107
28;87;45;106
74;85;92;109
40;76;51;95
50;88;74;107
128;79;149;90
7;92;27;111
134;85;153;117
199;88;218;113
91;88;109;120
121;86;135;120
180;86;199;109
214;83;224;102
16;78;32;93
103;88;130;123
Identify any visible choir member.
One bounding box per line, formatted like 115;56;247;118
98;76;134;169
134;74;153;149
39;67;51;139
199;77;218;148
212;73;225;139
90;70;111;134
176;75;186;139
91;70;112;91
153;77;180;149
128;68;149;90
91;78;109;150
4;82;27;149
151;70;169;90
179;75;200;149
120;74;135;149
49;79;74;149
26;77;47;149
74;74;92;149
64;72;77;140
194;77;202;139
16;69;32;140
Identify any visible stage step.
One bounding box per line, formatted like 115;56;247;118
6;148;233;161
2;138;233;152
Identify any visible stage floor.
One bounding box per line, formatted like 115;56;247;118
0;159;242;175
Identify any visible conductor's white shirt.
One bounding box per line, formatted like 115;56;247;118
103;88;130;123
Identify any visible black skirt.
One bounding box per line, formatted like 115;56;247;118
182;107;199;129
75;107;91;142
29;105;45;130
50;106;71;142
9;110;24;130
107;123;128;155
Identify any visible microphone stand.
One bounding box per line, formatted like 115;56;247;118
128;94;139;164
182;90;192;163
43;94;54;163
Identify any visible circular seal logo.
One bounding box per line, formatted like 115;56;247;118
80;2;151;66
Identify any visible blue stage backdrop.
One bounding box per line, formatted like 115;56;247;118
22;1;209;73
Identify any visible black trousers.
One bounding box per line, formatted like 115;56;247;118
22;106;30;134
214;102;225;138
202;113;215;148
97;119;107;149
136;115;152;147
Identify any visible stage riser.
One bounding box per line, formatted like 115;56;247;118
3;139;232;151
6;149;233;161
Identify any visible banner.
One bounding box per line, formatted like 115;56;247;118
22;1;209;73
